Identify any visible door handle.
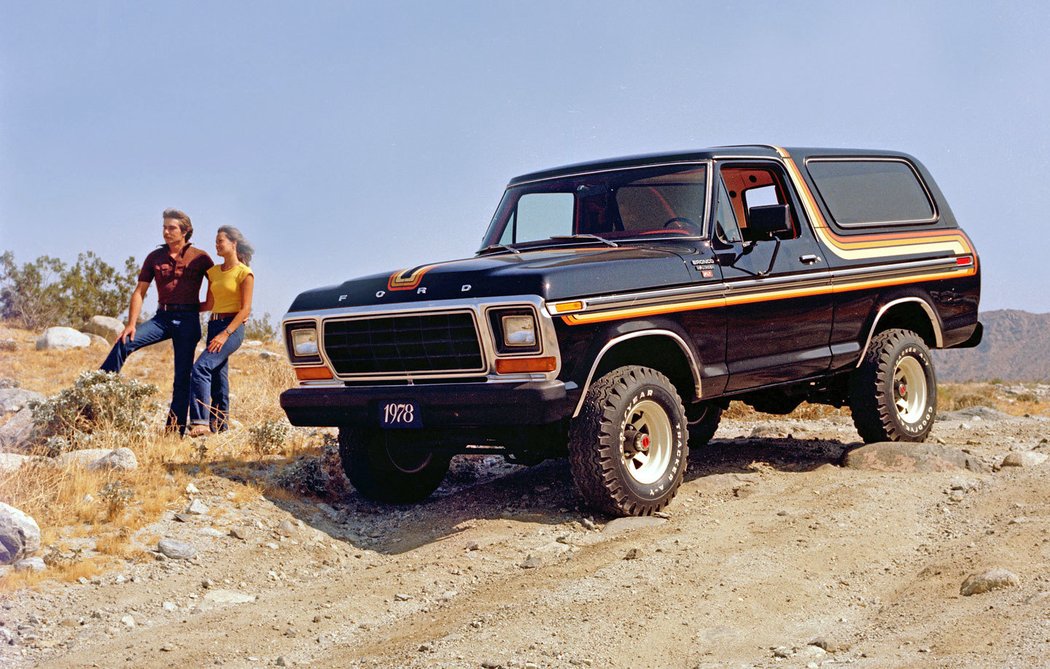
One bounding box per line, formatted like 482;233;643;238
800;254;821;264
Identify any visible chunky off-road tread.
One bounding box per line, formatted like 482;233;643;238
687;403;722;448
849;328;937;443
568;366;689;517
338;428;450;504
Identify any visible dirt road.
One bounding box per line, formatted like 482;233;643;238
3;410;1048;668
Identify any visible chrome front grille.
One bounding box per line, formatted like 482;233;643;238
322;311;485;377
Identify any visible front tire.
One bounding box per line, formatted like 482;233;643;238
849;328;937;443
568;366;689;516
338;427;450;503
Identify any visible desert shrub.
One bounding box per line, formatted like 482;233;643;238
273;440;349;498
244;312;278;342
30;370;157;453
99;480;134;519
0;250;138;329
248;419;291;454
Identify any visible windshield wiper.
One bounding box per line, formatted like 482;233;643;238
549;234;619;248
477;243;521;255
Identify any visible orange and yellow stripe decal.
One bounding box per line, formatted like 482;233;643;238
387;264;438;291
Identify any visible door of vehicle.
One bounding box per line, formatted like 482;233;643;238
713;160;833;392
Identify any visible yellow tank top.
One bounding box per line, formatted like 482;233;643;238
207;263;252;313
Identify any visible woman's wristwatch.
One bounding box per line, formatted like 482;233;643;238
224;328;234;336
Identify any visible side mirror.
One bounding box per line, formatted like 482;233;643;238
747;204;791;240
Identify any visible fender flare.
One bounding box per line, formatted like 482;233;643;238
857;297;943;367
572;329;703;417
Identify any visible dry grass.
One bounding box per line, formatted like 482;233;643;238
1;322;305;592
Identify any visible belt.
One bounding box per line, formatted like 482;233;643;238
158;303;198;312
210;312;238;320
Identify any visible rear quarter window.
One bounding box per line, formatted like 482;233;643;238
806;158;936;228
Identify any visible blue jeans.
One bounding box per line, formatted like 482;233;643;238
189;317;245;428
100;311;202;434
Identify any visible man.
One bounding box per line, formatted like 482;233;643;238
100;209;213;434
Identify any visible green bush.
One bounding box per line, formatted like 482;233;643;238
29;371;157;454
0;250;138;329
244;312;278;342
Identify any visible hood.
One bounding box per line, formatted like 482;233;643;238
287;244;698;312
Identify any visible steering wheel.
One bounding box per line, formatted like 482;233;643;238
663;216;696;230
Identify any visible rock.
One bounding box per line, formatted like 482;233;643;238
156;538;197;560
198;527;225;538
185;499;209;515
185;482;200;494
86;334;110;349
0;502;42;565
87;448;138;471
35;327;90;350
394;593;412;601
0;388;44;414
580;517;597;531
0;408;36;450
602;516;666;535
0;452;35;474
960;568;1020;596
14;557;45;572
624;548;642;560
229;527;248;541
520;554;544;569
1000;451;1048;468
199;589;256;609
941;406;1011;422
277;520;297;536
843;442;983;473
0;339;15;352
121;615;136;629
57;449;121;468
162;601;177;612
81;316;125;344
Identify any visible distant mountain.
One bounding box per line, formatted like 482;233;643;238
933;309;1050;382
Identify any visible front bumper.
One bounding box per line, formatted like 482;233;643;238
280;380;576;428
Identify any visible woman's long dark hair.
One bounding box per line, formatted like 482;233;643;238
217;225;254;266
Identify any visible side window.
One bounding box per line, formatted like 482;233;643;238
719;164;801;241
805;158;936;227
715;181;743;243
500;193;575;244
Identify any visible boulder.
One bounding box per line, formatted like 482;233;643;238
1001;451;1048;468
157;538;197;560
0;407;36;450
36;327;90;350
843;442;983;473
0;387;45;414
0;452;36;474
961;568;1020;596
0;501;41;565
54;447;138;471
87;447;138;471
81;316;125;344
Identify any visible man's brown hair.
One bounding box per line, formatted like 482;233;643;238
162;208;193;242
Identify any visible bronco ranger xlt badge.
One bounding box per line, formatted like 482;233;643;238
280;145;982;517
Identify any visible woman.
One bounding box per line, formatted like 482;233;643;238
187;226;254;437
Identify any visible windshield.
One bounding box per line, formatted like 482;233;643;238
481;163;709;250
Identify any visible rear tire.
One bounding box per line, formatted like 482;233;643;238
849;329;937;443
338;427;450;503
687;402;722;447
568;366;689;516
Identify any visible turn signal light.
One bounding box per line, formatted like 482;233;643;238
955;255;974;266
553;301;584;313
495;357;557;374
295;365;334;381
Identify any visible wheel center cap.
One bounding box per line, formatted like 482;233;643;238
899;382;908;398
636;434;651;453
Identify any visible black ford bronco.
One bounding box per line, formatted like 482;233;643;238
280;145;982;516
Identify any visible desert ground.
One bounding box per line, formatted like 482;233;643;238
1;324;1048;668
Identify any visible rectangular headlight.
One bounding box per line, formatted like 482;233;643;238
488;308;541;354
502;314;537;347
291;328;319;357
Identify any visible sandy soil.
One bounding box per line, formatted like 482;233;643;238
2;409;1048;669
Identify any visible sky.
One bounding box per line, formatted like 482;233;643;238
2;1;1049;323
